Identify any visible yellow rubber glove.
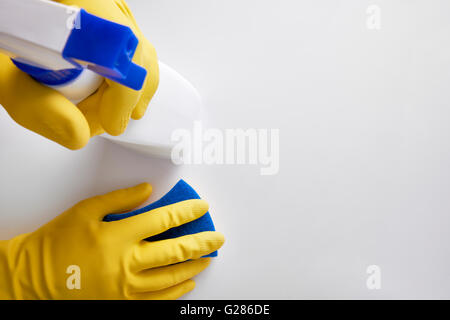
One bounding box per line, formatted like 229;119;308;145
0;0;159;149
0;183;224;300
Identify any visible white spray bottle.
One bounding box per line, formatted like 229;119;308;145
0;0;202;158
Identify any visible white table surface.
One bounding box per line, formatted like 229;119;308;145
2;0;450;299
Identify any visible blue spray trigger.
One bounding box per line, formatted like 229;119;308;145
88;60;147;90
11;59;83;86
62;9;146;90
103;180;218;258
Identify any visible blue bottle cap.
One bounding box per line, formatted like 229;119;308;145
62;9;147;90
12;9;147;90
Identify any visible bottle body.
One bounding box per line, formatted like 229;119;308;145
15;59;204;159
101;61;204;158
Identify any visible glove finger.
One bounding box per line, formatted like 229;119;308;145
129;258;210;293
76;81;108;137
129;279;195;300
98;20;146;136
0;56;90;150
131;38;159;120
108;199;209;241
131;232;224;271
75;183;152;219
114;0;137;24
98;80;141;136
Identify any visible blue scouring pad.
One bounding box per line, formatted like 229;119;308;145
103;180;217;257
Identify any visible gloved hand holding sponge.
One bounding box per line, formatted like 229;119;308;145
0;0;159;149
0;181;224;299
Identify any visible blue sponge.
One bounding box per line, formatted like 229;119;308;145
103;180;217;257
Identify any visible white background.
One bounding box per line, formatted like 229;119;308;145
1;0;450;299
